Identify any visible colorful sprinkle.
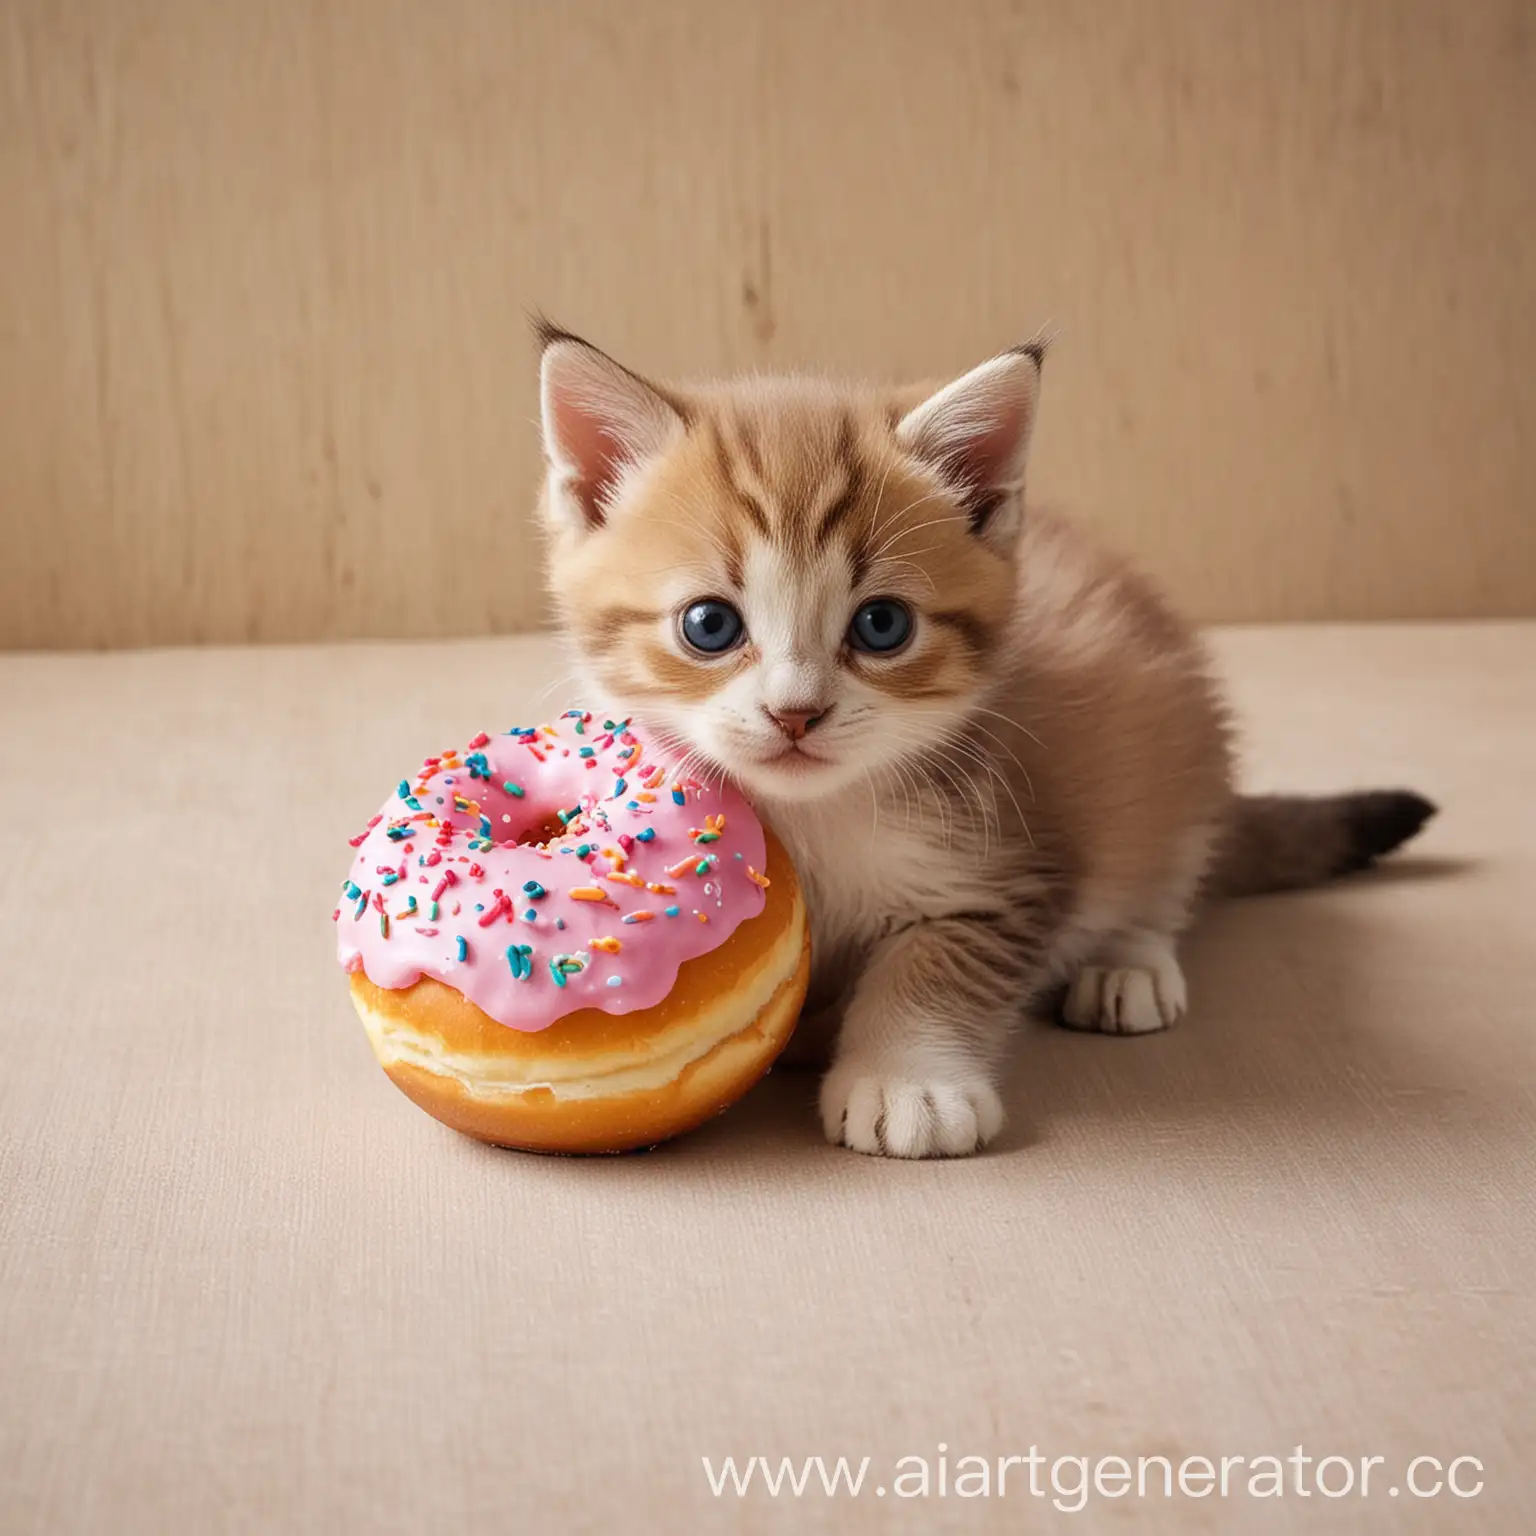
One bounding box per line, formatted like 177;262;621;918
456;935;468;962
569;886;611;903
746;865;771;888
636;827;656;843
503;781;525;798
349;814;384;847
664;905;680;918
622;911;655;924
606;975;623;988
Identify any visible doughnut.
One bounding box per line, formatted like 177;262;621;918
335;712;809;1153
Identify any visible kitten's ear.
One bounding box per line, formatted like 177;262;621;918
895;345;1044;541
537;324;684;533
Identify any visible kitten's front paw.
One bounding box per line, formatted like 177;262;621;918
1061;962;1186;1035
819;1060;1004;1158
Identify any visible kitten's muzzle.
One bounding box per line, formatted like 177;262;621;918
762;703;833;742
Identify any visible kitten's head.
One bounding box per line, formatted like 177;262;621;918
536;324;1042;804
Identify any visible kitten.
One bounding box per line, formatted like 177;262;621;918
533;323;1435;1158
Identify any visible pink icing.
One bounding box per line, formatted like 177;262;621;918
334;712;770;1031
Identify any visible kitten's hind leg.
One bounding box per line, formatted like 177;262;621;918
1062;822;1213;1036
1061;927;1187;1036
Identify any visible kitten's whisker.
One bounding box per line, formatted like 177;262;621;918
869;543;946;564
924;743;999;850
861;765;880;840
864;556;938;595
889;758;920;834
884;713;1034;853
875;747;926;839
867;491;938;555
905;705;1038;811
872;485;952;542
959;721;1038;810
969;703;1046;751
865;450;900;544
930;729;1031;844
870;512;970;560
934;740;1030;853
529;670;579;710
877;726;967;850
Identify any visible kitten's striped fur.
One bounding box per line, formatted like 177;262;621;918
536;326;1435;1157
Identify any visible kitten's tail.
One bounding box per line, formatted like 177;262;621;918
1213;791;1437;898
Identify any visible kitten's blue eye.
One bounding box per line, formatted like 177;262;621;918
680;599;744;655
848;599;913;654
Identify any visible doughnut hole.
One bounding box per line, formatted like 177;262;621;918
512;808;572;846
464;781;581;848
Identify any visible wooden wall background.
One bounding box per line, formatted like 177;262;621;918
3;0;1534;649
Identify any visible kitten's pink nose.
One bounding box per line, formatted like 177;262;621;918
764;704;832;741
